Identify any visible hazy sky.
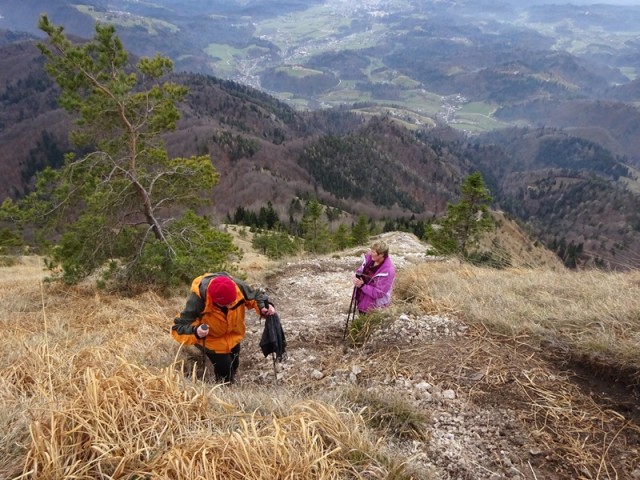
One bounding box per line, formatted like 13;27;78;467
550;1;637;3
509;0;639;4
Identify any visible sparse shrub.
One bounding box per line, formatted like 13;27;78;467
347;387;430;440
0;256;19;267
347;309;391;346
466;249;512;269
252;230;302;259
0;226;23;250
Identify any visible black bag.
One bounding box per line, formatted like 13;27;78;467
259;313;287;361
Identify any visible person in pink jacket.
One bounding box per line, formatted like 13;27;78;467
352;241;396;313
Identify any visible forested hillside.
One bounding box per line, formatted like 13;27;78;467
1;32;640;269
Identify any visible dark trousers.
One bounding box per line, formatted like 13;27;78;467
205;343;241;383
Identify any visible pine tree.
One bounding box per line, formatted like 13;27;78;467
252;230;301;259
351;214;370;246
426;172;494;258
301;198;333;253
2;17;237;288
332;224;351;250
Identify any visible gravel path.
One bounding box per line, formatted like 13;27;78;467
233;233;555;479
190;231;639;480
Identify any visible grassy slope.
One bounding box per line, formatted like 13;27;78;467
1;234;639;477
0;256;397;479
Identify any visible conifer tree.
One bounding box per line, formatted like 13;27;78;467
2;17;237;287
332;224;351;250
252;230;301;259
301;198;333;253
426;172;494;258
351;214;370;246
258;201;280;229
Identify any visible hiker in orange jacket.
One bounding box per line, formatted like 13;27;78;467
171;273;275;383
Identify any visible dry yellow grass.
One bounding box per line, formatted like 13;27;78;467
389;260;640;478
2;252;640;479
396;261;640;375
18;357;383;479
480;210;565;270
0;257;406;479
222;224;275;284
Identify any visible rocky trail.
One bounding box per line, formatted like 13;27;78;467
186;231;639;480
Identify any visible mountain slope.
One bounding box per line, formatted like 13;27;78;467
0;35;70;198
475;127;640;269
2;1;639;121
1;233;637;479
1;35;640;270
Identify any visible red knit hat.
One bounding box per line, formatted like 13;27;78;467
207;276;237;305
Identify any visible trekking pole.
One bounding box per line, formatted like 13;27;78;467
343;286;358;340
271;352;278;381
200;324;209;373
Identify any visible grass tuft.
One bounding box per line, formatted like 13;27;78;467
347;309;394;347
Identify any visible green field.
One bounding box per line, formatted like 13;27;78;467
255;5;351;46
275;65;324;78
75;5;179;34
67;0;640;136
205;43;270;76
198;4;587;133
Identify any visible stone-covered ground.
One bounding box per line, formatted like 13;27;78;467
191;232;640;479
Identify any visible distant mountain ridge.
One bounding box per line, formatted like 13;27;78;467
2;0;633;172
1;2;640;270
474;127;640;269
2;1;640;107
495;100;640;167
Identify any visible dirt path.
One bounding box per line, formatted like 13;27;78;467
210;231;639;479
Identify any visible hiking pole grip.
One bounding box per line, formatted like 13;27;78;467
198;323;209;338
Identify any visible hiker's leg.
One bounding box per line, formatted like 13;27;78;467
206;343;241;383
206;351;233;383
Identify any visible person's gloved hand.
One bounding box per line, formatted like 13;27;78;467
261;304;276;316
195;324;209;338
